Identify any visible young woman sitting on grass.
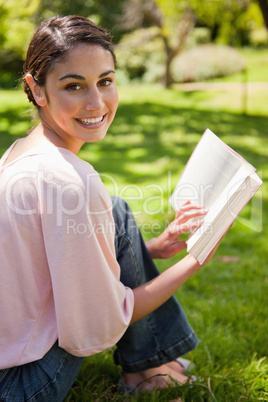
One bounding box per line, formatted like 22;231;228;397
0;15;224;401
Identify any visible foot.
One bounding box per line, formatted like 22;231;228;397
123;363;191;392
166;359;187;374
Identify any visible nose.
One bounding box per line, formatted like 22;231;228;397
85;87;104;111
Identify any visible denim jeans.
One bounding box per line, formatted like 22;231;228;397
0;197;198;401
111;197;198;373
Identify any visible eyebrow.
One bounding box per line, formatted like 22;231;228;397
59;70;115;81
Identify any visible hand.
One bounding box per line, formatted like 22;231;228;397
146;201;207;259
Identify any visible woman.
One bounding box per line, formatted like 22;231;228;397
0;15;221;401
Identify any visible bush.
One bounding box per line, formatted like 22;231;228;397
115;28;165;84
0;50;24;89
171;44;246;83
186;27;211;48
250;28;268;48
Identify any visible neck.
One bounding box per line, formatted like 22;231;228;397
37;112;83;155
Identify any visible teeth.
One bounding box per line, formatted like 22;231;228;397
78;116;103;125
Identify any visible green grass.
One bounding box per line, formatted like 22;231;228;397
1;65;268;401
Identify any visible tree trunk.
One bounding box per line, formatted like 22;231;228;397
161;37;173;88
164;59;173;88
258;0;268;30
162;9;196;88
163;51;177;89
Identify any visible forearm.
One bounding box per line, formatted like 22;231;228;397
130;254;200;324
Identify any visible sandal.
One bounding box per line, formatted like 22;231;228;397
176;357;196;373
117;373;168;395
117;372;197;395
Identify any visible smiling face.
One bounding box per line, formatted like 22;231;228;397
29;44;119;154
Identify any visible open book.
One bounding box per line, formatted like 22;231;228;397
169;129;262;264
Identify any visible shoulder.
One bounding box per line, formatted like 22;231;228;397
38;147;113;217
40;146;96;180
29;146;104;196
2;145;112;215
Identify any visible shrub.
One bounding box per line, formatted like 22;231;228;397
115;28;165;84
250;28;268;48
186;27;211;48
171;44;246;83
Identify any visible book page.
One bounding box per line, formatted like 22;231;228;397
187;171;262;264
170;129;255;211
186;165;253;250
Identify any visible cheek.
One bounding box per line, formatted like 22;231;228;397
52;97;78;116
107;89;119;113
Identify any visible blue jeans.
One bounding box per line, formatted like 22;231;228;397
0;197;198;401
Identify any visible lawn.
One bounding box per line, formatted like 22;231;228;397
0;63;267;400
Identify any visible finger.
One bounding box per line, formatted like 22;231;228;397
176;209;207;225
169;219;204;235
181;200;191;207
179;202;203;212
168;239;188;253
175;201;197;217
175;203;206;220
170;214;206;235
172;239;187;252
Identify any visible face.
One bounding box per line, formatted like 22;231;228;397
32;44;118;153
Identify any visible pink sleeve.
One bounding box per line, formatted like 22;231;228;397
40;162;134;356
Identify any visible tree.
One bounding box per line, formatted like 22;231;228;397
0;0;40;85
150;0;196;87
191;0;256;45
35;0;126;43
120;0;196;88
257;0;268;29
119;0;265;87
0;0;40;57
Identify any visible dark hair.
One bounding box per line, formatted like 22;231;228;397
23;15;116;107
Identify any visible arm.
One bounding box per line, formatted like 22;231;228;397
131;201;215;324
131;241;219;325
131;254;199;324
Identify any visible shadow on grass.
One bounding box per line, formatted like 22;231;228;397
80;101;268;183
1;99;267;161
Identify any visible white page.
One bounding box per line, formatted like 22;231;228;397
186;165;251;250
170;129;255;211
188;172;262;264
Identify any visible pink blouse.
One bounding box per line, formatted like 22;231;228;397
0;141;134;369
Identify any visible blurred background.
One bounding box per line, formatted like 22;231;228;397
1;0;268;90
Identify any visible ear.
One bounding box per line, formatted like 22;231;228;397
25;74;47;107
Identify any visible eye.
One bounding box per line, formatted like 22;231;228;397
65;83;82;92
98;78;112;87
